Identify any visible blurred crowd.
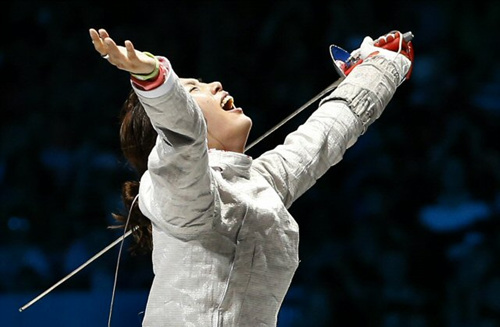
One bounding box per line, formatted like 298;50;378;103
1;1;500;326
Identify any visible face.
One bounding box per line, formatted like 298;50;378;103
180;78;252;153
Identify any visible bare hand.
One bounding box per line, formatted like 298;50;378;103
89;28;156;75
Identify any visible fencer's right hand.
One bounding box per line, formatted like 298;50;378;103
354;31;414;82
89;28;157;75
346;31;414;84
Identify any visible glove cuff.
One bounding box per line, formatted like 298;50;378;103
372;51;411;85
320;56;400;132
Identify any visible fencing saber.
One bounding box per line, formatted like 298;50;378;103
18;75;343;313
245;31;414;153
19;30;413;312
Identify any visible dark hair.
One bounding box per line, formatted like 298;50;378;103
112;89;157;255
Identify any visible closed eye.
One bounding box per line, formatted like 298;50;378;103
182;77;203;93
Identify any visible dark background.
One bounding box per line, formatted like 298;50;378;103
2;1;500;326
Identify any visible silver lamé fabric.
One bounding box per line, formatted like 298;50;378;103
134;55;398;326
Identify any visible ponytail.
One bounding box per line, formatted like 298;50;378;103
111;89;157;255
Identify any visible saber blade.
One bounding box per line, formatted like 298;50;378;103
18;229;134;312
244;77;343;152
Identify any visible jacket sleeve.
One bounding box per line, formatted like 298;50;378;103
253;56;400;208
135;59;216;235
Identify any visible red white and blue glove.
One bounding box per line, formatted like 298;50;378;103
331;30;414;84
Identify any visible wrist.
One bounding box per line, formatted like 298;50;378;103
131;63;167;91
131;52;160;81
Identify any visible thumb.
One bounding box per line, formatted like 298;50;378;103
359;36;377;59
361;36;374;46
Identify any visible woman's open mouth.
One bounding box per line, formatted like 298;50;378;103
221;94;235;111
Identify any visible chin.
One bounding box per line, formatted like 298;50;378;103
229;121;252;153
242;118;252;141
244;116;253;131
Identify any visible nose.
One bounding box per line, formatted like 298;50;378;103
209;81;223;94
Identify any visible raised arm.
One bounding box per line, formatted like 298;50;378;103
90;28;215;235
254;31;414;208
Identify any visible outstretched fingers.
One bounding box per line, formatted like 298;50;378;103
89;27;121;61
89;28;107;57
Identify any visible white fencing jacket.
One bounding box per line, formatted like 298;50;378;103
135;56;400;326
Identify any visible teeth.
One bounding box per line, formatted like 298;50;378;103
221;95;234;110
